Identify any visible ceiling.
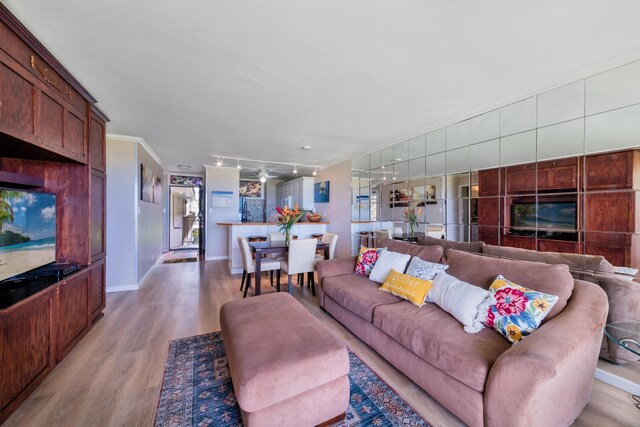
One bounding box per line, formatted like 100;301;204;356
5;1;640;174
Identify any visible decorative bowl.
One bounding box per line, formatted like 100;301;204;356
306;214;322;222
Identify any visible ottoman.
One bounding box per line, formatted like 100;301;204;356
220;292;350;427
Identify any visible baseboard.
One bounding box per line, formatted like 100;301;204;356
106;284;139;293
205;256;229;261
595;367;640;395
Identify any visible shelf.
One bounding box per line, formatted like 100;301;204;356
0;170;44;189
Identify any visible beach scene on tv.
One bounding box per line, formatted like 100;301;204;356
512;202;577;231
0;189;56;282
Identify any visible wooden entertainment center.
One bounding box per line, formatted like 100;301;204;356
0;5;107;423
478;150;640;268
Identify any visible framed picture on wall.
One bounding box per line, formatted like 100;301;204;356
239;180;263;198
315;181;330;203
141;164;154;202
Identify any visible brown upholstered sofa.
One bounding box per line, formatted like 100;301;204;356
417;236;640;364
317;239;608;427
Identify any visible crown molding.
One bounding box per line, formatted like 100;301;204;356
106;133;162;166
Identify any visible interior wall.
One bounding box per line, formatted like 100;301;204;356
205;166;240;260
315;160;351;258
105;138;137;291
137;144;163;281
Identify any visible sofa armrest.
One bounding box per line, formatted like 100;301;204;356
484;280;608;427
316;256;357;308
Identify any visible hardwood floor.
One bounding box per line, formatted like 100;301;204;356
3;260;638;426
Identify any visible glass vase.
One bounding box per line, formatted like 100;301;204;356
285;229;291;247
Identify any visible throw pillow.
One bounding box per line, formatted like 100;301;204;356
369;251;412;283
354;246;386;276
379;269;433;307
429;272;496;333
406;257;448;280
485;275;559;344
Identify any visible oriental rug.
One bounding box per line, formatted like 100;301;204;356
154;331;430;427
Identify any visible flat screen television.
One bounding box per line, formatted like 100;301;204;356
511;201;577;240
0;189;56;282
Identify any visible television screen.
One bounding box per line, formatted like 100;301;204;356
511;202;577;231
0;189;56;282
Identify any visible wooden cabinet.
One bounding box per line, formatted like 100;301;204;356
57;270;90;361
89;109;106;172
0;61;34;140
538;239;581;254
501;234;536;250
0;287;56;422
91;170;106;261
478;168;501;196
89;259;106;321
276;177;315;210
585;150;640;190
506;164;536;194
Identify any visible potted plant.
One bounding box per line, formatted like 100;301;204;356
404;207;423;236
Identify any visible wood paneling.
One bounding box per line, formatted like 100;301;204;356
477;197;500;227
57;270;89;361
538;239;581;254
89;115;105;172
501;234;537;250
0;62;33;137
35;91;63;147
89;259;106;321
506;164;537;194
0;288;55;420
584;192;635;233
91;170;105;261
63;110;85;160
585;151;638;191
478;168;501;196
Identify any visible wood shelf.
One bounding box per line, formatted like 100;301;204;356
0;170;44;189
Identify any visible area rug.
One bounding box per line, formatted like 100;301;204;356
154;331;431;427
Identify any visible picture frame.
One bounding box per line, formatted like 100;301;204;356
239;180;263;199
315;181;330;203
141;164;154;202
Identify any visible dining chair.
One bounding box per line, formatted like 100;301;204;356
239;237;281;297
315;233;338;261
374;229;393;245
279;238;318;296
270;231;285;242
393;226;404;237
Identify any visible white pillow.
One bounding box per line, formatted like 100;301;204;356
406;257;448;280
369;251;411;284
429;272;496;334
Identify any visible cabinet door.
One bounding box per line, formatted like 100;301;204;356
585;151;634;190
501;234;536;250
91;170;106;261
0;62;34;140
478;168;501;196
88;259;106;321
506;167;537;194
547;166;577;190
585;192;635;233
63;110;86;162
57;270;89;361
538;239;581;254
0;288;56;414
35;90;64;149
89;114;106;172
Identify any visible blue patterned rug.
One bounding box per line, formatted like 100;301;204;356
154;331;430;427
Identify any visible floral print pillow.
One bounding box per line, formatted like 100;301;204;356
354;246;386;276
484;275;558;344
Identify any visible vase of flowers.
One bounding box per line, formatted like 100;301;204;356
275;203;305;246
404;207;422;237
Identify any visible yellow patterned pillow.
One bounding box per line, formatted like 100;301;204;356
379;269;433;307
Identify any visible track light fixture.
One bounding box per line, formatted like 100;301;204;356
216;157;222;167
236;159;242;169
293;165;298;174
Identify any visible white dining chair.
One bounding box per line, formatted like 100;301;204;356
279;238;318;296
239;237;281;298
374;229;393;246
315;233;338;262
270;231;285;242
393;226;404;237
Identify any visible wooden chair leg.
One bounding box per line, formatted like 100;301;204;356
276;269;281;292
270;270;274;287
307;272;312;288
297;273;303;285
240;270;246;291
243;273;251;298
310;273;316;297
288;275;293;294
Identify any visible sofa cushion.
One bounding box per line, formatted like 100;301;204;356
373;301;510;392
322;273;402;321
444;249;574;320
379;269;433;307
376;238;444;262
354;246;386;276
369;251;411;283
483;245;615;274
406;256;448;280
416;236;486;253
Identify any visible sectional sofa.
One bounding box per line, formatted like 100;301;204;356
316;239;609;427
416;235;640;364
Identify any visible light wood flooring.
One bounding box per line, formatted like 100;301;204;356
4;260;639;427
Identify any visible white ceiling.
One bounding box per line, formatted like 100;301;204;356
5;1;640;174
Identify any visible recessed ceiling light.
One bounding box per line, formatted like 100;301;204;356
177;164;191;170
302;145;312;150
395;158;402;161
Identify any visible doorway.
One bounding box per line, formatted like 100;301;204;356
169;185;202;251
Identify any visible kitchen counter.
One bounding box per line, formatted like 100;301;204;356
221;222;329;273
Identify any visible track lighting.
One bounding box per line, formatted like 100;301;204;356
216;158;222;167
237;159;242;169
312;168;317;176
293;165;298;174
259;176;266;183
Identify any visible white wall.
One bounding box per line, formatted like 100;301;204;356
105;134;164;291
315;160;352;258
137;143;163;281
106;138;137;291
205;166;240;260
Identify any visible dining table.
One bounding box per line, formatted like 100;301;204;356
392;232;426;243
249;240;331;296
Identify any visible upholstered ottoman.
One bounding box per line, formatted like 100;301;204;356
220;292;350;427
